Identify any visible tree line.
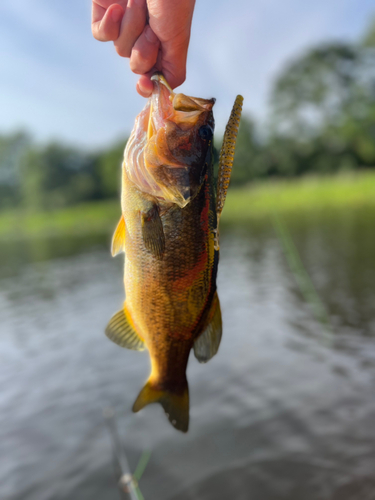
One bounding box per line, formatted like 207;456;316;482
1;19;374;211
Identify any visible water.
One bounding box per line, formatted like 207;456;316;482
1;208;375;500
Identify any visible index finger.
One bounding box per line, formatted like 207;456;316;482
92;2;124;42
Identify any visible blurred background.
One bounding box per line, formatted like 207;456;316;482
1;1;375;499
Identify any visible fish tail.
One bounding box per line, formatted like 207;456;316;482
132;379;189;433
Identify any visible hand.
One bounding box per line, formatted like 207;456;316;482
92;0;196;97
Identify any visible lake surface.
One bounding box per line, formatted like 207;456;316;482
1;208;375;500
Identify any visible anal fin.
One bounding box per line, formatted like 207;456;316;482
141;205;165;258
111;215;126;257
194;292;222;363
105;306;145;351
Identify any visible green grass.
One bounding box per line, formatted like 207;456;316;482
222;170;375;223
1;170;375;241
0;199;119;241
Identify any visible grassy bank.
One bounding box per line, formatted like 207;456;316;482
222;170;375;223
0;199;120;241
1;171;374;241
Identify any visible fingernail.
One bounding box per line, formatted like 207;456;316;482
144;25;159;44
136;82;142;96
111;8;123;23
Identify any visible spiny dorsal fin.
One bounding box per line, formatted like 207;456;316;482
194;292;222;364
141;205;165;259
105;307;145;351
132;379;189;433
111;215;126;257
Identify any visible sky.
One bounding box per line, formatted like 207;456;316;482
0;0;374;149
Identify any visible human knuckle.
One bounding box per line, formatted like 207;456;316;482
115;44;131;58
129;60;143;74
92;25;102;41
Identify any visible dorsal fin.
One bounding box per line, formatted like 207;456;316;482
111;215;126;257
105;307;145;351
194;292;222;363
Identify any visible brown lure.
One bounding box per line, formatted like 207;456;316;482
106;74;243;432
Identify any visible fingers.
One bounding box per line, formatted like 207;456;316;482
162;54;187;90
154;37;188;91
130;25;160;75
92;2;124;42
91;0;194;98
146;0;196;90
114;0;148;57
133;29;189;96
136;74;155;97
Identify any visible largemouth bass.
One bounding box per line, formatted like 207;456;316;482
107;74;243;432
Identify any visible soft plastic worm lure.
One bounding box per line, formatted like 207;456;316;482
214;95;244;250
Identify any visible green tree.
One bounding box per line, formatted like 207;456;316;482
20;143;99;210
215;116;260;186
362;16;375;47
93;140;126;199
270;43;363;136
0;131;30;208
268;38;375;174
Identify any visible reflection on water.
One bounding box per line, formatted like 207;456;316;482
1;207;375;500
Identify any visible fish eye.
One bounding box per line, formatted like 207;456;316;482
198;125;213;141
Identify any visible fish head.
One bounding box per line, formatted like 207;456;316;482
124;73;215;208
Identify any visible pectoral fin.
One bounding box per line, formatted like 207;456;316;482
141;205;165;258
194;292;222;363
111;215;126;257
105;307;145;351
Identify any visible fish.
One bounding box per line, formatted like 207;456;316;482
106;73;243;432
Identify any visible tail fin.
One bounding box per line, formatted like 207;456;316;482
132;379;189;433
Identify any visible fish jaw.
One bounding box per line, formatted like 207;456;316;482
124;73;216;208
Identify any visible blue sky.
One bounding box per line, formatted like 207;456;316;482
1;0;374;149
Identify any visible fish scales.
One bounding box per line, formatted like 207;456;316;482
123;176;216;340
106;73;243;432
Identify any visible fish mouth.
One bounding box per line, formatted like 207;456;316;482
124;72;216;208
150;72;173;92
147;73;174;140
147;72;215;140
